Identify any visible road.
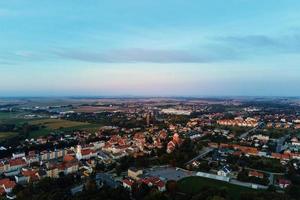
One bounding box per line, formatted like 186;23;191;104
185;147;214;165
238;126;259;139
244;167;285;185
230;178;268;189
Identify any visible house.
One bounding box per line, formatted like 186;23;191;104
248;171;264;179
12;152;25;159
40;151;49;161
0;178;16;194
122;179;135;190
46;166;59;178
140;177;166;192
25;155;39;164
167;141;176;154
15;168;38;184
62;160;79;175
0;162;10;174
278;179;291;189
128;168;143;181
8;158;27;172
217;166;232;177
167;133;183;153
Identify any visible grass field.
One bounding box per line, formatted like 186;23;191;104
178;176;255;200
0;112;104;138
30;119;90;129
0;132;18;140
0;111;33;124
28;118;103;138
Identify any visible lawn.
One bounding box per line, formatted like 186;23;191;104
178;176;255;200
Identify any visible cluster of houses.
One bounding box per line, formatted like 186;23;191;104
167;133;183;153
207;142;298;189
101;130;169;158
122;168;166;192
263;114;300;130
209;142;300;161
217;117;259;128
0;127;179;198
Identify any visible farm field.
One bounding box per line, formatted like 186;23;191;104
28;118;103;138
0;111;34;124
30;118;90;129
0;132;18;140
178;176;255;200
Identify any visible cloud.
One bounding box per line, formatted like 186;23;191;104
217;35;278;47
215;34;300;53
53;48;221;63
56;33;298;65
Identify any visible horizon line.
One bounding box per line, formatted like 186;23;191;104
0;95;299;99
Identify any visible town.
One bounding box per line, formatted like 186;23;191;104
0;97;299;200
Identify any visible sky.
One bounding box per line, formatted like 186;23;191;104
0;0;300;97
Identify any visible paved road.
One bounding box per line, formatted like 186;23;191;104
238;127;258;139
185;147;214;165
230;179;268;189
244;167;284;185
144;166;195;181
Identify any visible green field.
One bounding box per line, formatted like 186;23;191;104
0;132;19;140
28;118;103;138
0;111;33;124
30;118;90;129
178;176;255;200
0;111;104;139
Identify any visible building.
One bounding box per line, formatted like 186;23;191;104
217;117;258;127
217;166;232;177
76;145;97;160
161;108;191;116
278;179;291;189
167;133;183;153
140;177;166;192
0;178;16;195
248;171;264;179
122;179;135;190
128;168;143;181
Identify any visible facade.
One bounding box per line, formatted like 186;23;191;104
128;168;143;180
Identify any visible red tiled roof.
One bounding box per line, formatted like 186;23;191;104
279;179;291;185
140;177;165;188
63;155;75;162
81;149;96;156
0;178;16;189
22;169;37;177
0;187;5;195
122;179;134;187
249;171;264;178
9;159;26;167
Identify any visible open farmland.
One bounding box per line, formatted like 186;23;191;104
74;105;121;113
0;132;18;140
28;118;99;138
30;118;90;129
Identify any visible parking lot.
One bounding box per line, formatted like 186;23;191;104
144;166;196;181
